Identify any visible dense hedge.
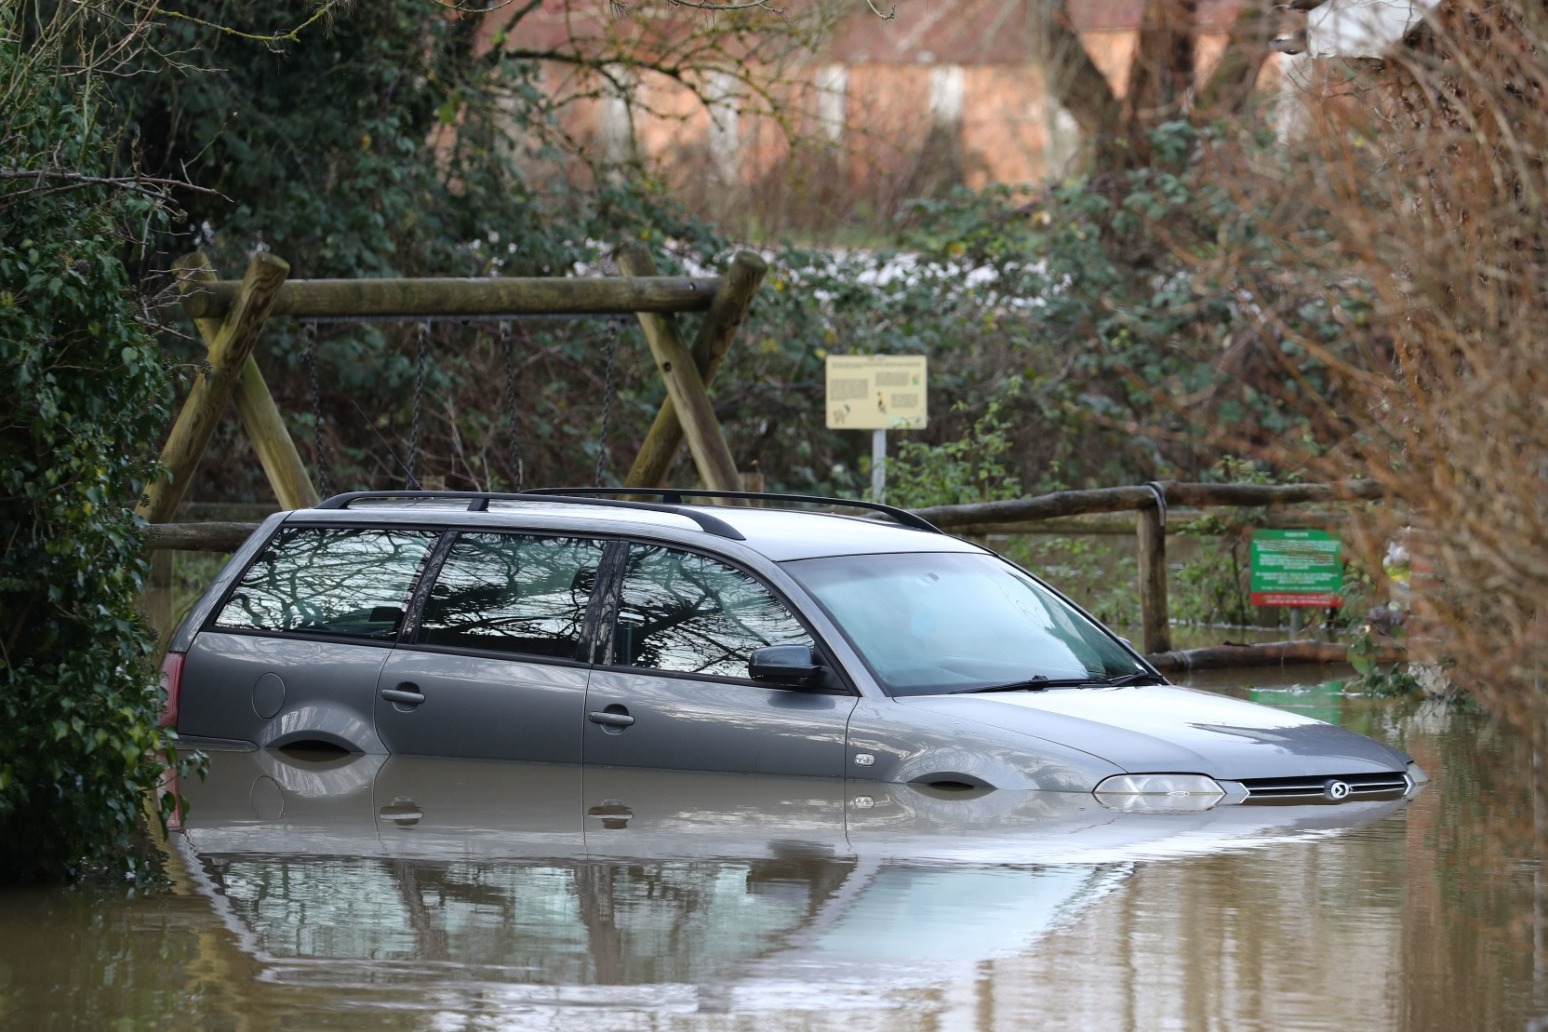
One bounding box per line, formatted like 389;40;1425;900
0;21;176;882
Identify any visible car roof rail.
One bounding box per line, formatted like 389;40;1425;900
525;486;943;534
312;490;747;541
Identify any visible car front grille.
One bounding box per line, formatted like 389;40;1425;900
1237;771;1412;804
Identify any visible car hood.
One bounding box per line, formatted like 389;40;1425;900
898;684;1411;780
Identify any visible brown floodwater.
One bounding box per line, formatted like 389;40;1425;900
1;673;1543;1032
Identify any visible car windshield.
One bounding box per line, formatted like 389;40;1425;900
783;551;1145;698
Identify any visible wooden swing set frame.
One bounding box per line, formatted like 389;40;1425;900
137;243;768;528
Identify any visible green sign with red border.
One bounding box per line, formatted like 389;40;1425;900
1250;529;1344;608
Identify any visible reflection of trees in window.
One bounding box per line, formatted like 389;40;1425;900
422;534;603;658
615;545;812;677
215;527;436;637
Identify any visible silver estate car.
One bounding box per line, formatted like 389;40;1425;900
160;489;1425;809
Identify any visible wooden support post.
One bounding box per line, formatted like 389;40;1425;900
626;251;767;489
1137;503;1172;655
173;253;319;511
137;550;174;648
614;244;743;494
137;252;290;524
234;359;321;509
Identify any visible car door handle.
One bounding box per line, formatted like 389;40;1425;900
588;710;635;728
382;686;426;706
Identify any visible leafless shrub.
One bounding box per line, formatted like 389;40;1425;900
1250;2;1548;728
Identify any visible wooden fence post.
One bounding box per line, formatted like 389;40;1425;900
1137;501;1172;654
137;252;290;524
137;550;174;646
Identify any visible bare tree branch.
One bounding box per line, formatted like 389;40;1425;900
122;0;345;49
662;0;784;11
0;168;220;204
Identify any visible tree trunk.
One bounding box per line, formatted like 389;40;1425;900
1123;0;1198;167
1036;0;1274;176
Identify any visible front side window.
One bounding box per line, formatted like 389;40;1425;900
784;551;1143;696
420;533;605;659
214;526;437;639
613;545;813;678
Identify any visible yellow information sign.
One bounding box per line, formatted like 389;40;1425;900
824;355;928;430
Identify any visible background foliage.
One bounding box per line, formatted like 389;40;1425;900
95;2;1340;506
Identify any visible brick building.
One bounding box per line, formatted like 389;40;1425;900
478;2;1256;224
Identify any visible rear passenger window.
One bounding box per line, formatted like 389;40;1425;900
420;533;604;659
613;544;813;678
214;526;436;639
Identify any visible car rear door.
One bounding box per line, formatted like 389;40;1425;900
178;524;440;752
374;531;606;763
581;542;855;778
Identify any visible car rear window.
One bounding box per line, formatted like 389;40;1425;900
213;526;437;639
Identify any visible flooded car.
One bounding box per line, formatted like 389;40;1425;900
161;489;1424;807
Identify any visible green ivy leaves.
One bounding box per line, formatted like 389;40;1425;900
0;13;177;884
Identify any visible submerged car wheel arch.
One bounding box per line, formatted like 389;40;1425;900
843;698;1126;791
888;748;1124;792
257;701;387;755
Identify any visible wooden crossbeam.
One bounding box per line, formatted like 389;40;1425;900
179;276;723;320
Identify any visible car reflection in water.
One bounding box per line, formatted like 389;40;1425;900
170;749;1412;1015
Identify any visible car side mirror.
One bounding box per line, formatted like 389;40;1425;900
748;644;822;687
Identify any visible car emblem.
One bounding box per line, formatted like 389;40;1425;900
1323;779;1352;801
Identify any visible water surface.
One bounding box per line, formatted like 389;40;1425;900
1;680;1541;1031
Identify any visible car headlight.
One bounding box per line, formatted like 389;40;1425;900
1094;773;1226;812
1407;761;1429;786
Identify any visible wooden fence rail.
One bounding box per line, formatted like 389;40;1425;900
915;479;1388;655
911;479;1385;531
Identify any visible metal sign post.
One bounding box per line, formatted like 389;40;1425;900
825;355;928;503
872;428;887;501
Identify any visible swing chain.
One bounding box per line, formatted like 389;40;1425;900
595;317;622;488
406;321;429;489
499;321;525;493
302;321;330;497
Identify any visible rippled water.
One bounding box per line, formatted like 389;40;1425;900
2;676;1542;1032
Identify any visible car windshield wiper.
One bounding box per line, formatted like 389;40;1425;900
951;670;1169;694
1102;671;1169;687
952;676;1087;694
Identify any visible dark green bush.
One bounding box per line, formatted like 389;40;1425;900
0;19;177;882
